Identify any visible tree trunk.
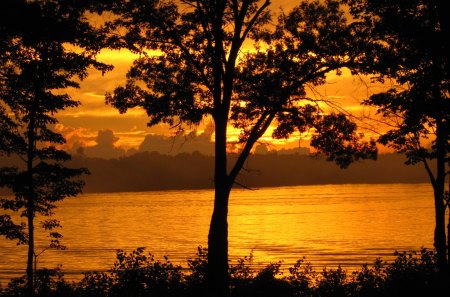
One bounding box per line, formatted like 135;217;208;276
26;202;34;297
207;115;231;297
447;173;450;269
447;202;450;268
433;119;447;272
433;183;447;271
207;187;231;297
26;112;35;297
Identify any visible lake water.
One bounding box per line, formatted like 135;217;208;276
0;183;436;284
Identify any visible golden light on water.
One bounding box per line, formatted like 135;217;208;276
0;184;434;283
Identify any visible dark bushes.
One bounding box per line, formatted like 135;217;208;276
1;248;448;297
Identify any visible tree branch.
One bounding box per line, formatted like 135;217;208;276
240;0;271;45
228;109;275;185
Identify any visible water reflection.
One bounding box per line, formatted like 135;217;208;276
0;183;434;283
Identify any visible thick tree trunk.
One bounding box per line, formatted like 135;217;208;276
207;116;231;297
207;187;231;297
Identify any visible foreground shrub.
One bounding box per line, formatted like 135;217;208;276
1;248;448;297
285;258;317;297
76;271;113;297
231;260;294;297
315;266;349;297
76;247;184;297
350;259;385;297
184;246;208;296
0;267;72;297
382;249;444;297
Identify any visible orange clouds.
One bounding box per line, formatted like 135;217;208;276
55;1;393;156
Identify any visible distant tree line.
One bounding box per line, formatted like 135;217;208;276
65;152;435;192
0;151;432;194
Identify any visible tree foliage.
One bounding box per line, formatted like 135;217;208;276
345;0;449;271
102;0;377;294
0;0;111;293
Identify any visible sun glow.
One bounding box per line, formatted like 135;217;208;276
55;2;392;157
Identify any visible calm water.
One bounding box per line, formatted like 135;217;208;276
0;183;435;283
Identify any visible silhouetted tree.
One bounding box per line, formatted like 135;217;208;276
104;1;376;295
0;0;111;295
345;0;450;273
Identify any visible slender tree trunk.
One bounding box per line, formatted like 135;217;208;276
447;202;450;268
26;200;34;296
208;115;231;297
447;172;450;269
26;113;35;297
433;183;447;270
433;119;447;272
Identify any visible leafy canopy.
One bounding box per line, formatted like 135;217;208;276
0;0;112;247
105;0;376;169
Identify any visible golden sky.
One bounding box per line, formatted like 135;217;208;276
57;0;391;157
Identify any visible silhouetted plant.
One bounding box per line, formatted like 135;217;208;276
251;261;293;297
0;276;27;297
102;1;377;294
0;1;111;294
285;257;317;297
109;247;184;297
1;248;449;297
33;268;73;297
315;266;349;297
0;267;71;297
349;259;386;297
229;253;254;292
76;271;113;297
185;246;208;297
345;0;450;271
382;249;440;297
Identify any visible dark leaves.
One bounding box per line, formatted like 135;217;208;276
273;109;377;169
0;215;28;245
347;0;449;168
106;54;210;127
0;0;99;254
310;114;377;168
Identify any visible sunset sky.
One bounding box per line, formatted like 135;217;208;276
56;0;392;158
2;2;444;290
